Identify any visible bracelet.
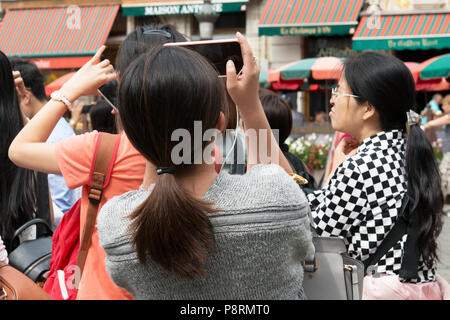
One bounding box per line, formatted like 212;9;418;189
69;119;77;126
50;91;73;111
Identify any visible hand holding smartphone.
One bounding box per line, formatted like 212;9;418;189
164;39;243;77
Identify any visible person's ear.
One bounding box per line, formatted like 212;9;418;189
22;89;31;105
362;102;377;121
215;112;226;132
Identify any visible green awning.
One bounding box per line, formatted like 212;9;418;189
419;54;450;80
352;13;450;51
268;57;345;82
258;0;364;37
259;69;271;88
122;0;247;16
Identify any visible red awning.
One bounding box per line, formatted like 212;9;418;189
0;5;118;69
45;72;76;96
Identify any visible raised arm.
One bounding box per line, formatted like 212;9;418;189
225;32;292;173
9;46;116;174
423;114;450;130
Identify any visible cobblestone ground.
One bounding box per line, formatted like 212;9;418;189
437;208;450;283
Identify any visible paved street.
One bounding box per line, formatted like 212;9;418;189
437;207;450;283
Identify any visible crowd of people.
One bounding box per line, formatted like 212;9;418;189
1;23;450;300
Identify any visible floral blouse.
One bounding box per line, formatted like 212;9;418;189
307;130;435;283
0;236;8;265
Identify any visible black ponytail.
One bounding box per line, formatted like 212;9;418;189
118;46;226;278
406;124;443;267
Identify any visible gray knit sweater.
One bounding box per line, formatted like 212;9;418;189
97;164;314;300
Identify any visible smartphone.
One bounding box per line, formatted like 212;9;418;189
97;81;119;113
164;39;243;77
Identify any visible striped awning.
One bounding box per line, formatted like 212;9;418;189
258;0;364;36
353;13;450;51
268;57;345;82
0;5;119;68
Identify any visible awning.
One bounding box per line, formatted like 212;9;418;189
268;57;345;82
122;0;248;16
422;78;450;92
0;5;119;69
258;0;364;36
352;13;450;51
259;68;271;88
415;54;450;80
45;72;76;96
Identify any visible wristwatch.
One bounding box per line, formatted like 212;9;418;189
50;91;73;111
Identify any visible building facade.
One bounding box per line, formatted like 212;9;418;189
0;0;448;118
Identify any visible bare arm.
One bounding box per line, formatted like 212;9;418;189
424;114;450;129
226;33;292;173
9;46;116;174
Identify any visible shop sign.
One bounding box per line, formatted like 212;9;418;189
353;37;450;51
387;38;439;49
259;25;354;37
123;2;247;16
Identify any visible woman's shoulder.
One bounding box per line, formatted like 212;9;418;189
204;164;308;214
97;188;150;248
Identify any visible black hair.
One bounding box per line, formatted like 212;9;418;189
116;23;187;74
99;80;118;105
344;51;443;268
89;101;117;134
0;51;37;251
258;88;292;144
118;46;225;279
8;56;47;101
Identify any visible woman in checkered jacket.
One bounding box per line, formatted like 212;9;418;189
307;51;449;299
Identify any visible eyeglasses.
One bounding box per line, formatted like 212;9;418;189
331;87;359;99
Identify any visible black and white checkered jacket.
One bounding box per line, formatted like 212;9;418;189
307;130;435;283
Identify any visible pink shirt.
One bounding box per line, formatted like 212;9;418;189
55;131;145;300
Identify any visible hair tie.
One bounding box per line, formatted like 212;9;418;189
406;109;421;127
156;167;175;175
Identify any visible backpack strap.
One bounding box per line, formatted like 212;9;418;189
76;133;121;275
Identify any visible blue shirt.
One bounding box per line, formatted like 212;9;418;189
421;100;441;125
46;117;81;213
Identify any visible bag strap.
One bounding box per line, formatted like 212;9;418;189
363;194;410;272
35;172;51;236
75;133;121;275
11;218;53;246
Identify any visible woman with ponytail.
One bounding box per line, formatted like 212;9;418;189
0;50;40;253
96;33;314;299
307;51;449;299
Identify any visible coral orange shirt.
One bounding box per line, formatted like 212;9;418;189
55;131;146;300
